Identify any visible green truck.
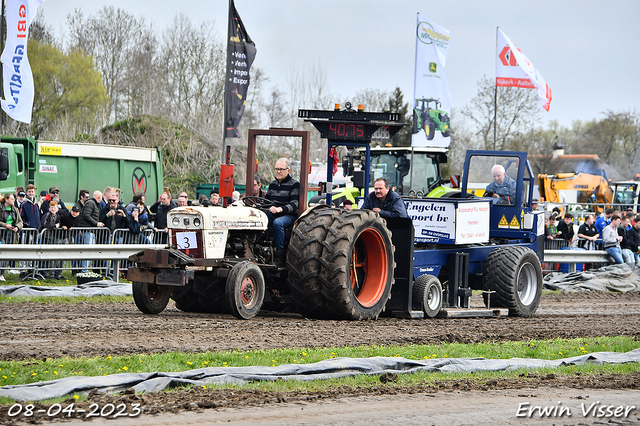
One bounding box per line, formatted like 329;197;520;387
0;137;163;207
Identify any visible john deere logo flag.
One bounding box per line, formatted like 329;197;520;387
412;15;451;149
224;0;256;138
496;29;552;111
1;0;45;124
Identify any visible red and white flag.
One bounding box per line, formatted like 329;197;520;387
496;29;552;111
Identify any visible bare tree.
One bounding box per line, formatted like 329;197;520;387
156;14;225;136
67;7;154;124
462;76;541;151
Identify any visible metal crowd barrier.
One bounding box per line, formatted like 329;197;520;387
0;227;167;280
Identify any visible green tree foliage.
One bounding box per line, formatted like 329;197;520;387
388;87;410;146
573;110;640;178
29;40;108;138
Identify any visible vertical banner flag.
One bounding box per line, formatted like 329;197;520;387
224;0;256;138
412;15;451;148
496;29;552;111
1;0;45;123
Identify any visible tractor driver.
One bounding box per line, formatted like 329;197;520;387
485;164;516;205
361;177;408;219
265;158;300;266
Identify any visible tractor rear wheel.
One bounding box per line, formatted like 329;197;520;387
483;246;542;317
286;206;342;318
193;274;227;313
225;261;265;320
171;283;203;313
133;282;170;314
318;210;395;320
413;274;442;318
424;118;436;140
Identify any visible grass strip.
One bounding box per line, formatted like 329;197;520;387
0;336;637;398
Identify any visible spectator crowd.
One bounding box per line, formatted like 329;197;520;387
544;206;640;268
0;184;229;281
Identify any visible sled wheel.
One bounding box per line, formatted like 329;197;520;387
133;282;170;314
225;261;265;319
413;274;442;318
286;206;342;318
483;246;543;317
319;210;395;320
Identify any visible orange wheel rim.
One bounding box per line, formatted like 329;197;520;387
240;275;258;308
349;227;388;307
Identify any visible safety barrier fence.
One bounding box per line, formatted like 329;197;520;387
542;237;609;274
0;228;619;279
0;227;167;280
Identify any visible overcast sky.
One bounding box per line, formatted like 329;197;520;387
39;0;640;128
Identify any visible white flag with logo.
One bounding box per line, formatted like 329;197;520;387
412;14;451;148
1;0;45;123
496;29;552;111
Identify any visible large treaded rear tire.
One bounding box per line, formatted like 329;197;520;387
286;206;342;318
171;283;204;313
483;246;542;317
318;210;395;320
133;282;170;314
193;274;227;313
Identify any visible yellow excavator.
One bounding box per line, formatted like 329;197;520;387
538;172;613;213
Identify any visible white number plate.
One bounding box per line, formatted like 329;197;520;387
176;231;198;250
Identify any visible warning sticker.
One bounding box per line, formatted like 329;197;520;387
498;215;509;228
509;216;520;229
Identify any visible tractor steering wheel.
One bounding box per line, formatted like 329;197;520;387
242;196;276;209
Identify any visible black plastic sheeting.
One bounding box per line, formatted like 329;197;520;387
544;264;640;292
1;349;638;402
0;281;131;297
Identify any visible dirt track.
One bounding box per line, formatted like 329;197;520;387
1;292;639;361
0;291;639;424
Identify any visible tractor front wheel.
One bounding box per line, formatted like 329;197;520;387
225;261;265;320
133;282;170;314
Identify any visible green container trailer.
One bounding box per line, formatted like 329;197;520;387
0;137;163;207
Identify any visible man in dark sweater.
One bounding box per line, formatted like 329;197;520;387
150;192;176;244
265;158;300;265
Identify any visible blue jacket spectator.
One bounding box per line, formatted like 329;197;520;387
361;177;408;219
19;194;40;229
595;208;614;236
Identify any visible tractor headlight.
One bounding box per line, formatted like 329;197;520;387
193;218;201;227
172;216;180;226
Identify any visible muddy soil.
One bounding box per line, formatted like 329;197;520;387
0;291;639;424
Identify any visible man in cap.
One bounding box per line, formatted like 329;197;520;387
41;186;69;217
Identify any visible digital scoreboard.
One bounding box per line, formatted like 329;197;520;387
298;103;405;142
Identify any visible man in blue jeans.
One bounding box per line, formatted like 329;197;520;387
602;214;633;264
265;158;300;266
